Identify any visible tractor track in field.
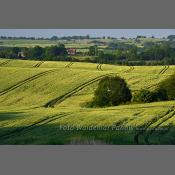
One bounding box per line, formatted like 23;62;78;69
144;109;175;144
0;69;57;96
123;66;134;73
159;65;169;75
33;61;45;68
0;112;71;142
0;60;11;66
97;64;103;71
134;107;174;144
65;62;74;68
142;66;170;89
44;73;117;108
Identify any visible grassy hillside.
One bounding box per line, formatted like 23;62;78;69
0;58;175;144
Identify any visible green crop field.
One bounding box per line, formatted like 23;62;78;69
0;58;175;144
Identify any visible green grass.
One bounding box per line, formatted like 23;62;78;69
0;58;175;144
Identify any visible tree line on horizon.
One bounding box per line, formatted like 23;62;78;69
0;34;174;41
0;41;175;65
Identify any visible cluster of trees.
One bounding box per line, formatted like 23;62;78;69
132;89;165;103
1;40;175;65
0;36;48;40
24;44;68;60
0;35;115;41
167;35;175;41
132;74;175;103
89;73;175;107
139;43;174;60
0;34;173;41
51;35;90;40
96;42;175;65
0;47;21;59
0;44;70;61
88;46;98;56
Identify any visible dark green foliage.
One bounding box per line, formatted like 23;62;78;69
97;51;118;64
132;87;169;103
132;74;175;104
44;44;67;59
93;76;132;107
154;88;168;101
88;46;98;56
0;47;21;59
127;46;138;61
108;42;133;50
25;46;44;59
132;89;158;103
0;44;68;61
50;36;59;40
1;40;175;65
157;74;175;100
140;43;175;61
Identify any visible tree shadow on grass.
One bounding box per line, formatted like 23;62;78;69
0;112;25;121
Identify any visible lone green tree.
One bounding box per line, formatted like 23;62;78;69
93;76;132;107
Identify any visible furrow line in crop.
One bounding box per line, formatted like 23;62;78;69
0;69;57;96
144;109;175;144
0;112;71;142
0;60;11;66
134;107;174;144
44;73;117;108
33;61;45;68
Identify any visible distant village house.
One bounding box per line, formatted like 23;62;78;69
67;48;76;55
18;52;25;58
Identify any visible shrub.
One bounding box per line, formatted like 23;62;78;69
132;89;157;103
154;88;168;101
93;76;132;107
132;88;169;103
157;74;175;100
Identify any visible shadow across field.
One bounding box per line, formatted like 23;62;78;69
0;111;25;121
1;121;175;145
0;123;135;145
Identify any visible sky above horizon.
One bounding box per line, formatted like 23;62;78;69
0;29;175;38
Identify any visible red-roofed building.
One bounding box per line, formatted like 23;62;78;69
67;48;76;55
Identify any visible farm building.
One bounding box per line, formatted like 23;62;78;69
18;52;25;58
67;48;76;55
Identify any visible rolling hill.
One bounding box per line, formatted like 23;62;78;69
0;58;175;144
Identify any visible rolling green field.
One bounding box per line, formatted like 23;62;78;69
0;58;175;144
